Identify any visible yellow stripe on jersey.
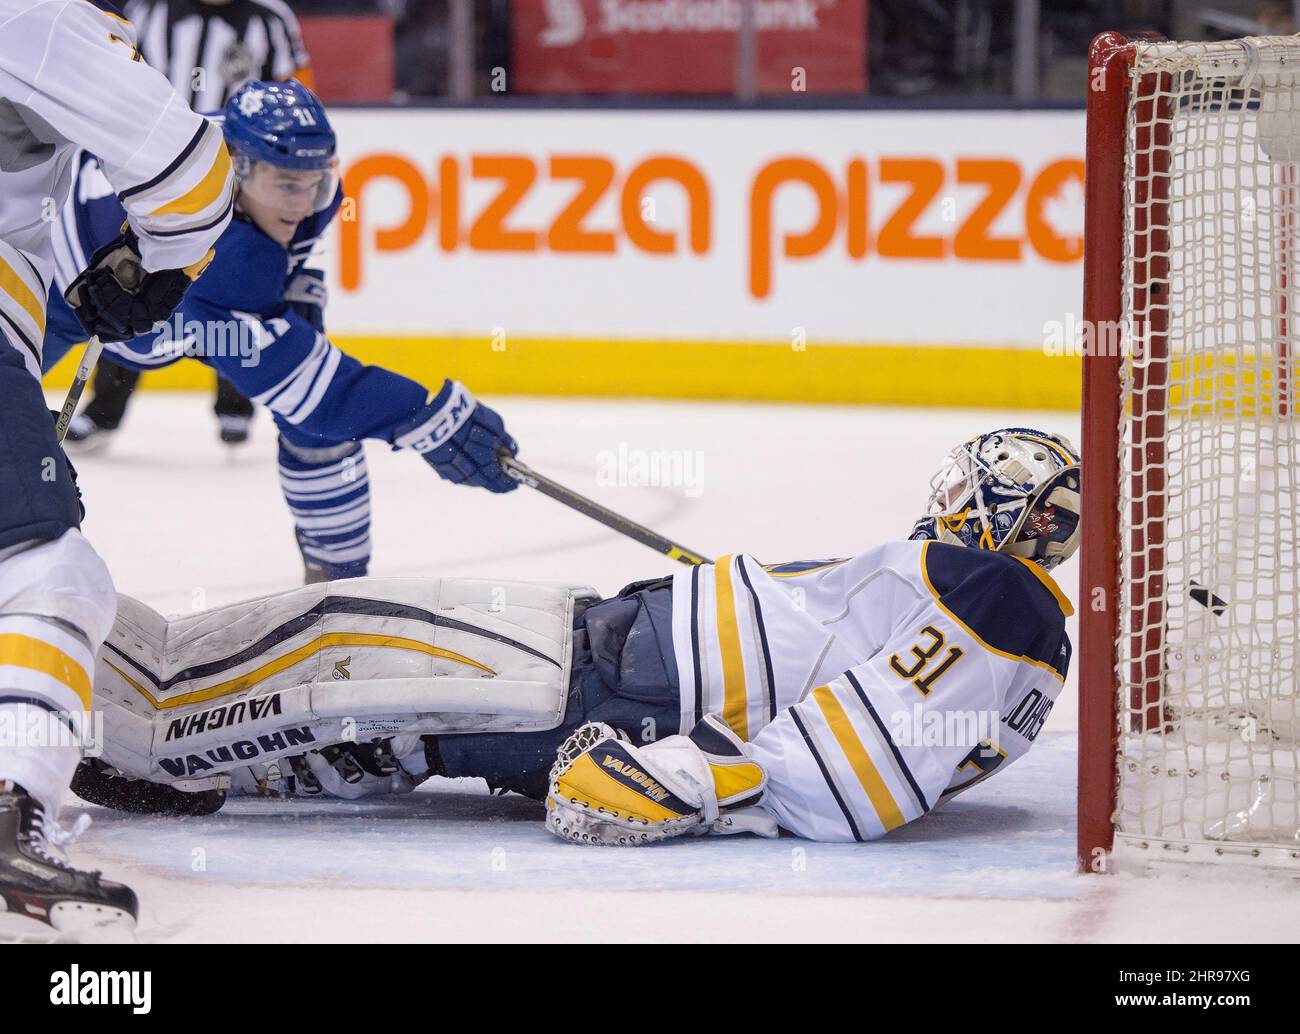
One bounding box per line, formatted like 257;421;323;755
84;2;134;28
918;541;1066;684
149;145;233;218
713;554;749;740
1012;556;1075;617
105;632;494;710
0;255;46;336
812;684;906;832
0;634;91;709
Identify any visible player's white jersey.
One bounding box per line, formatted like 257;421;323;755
0;0;234;378
670;540;1072;842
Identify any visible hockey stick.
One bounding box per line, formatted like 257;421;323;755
54;336;104;443
500;455;712;566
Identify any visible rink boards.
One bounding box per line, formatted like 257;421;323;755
46;107;1088;410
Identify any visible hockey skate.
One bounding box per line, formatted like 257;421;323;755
0;785;137;940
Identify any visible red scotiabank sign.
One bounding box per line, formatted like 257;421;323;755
512;0;866;95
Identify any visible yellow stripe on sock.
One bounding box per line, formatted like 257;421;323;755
0;633;91;709
812;684;905;832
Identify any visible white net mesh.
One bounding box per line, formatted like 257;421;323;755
1116;37;1300;864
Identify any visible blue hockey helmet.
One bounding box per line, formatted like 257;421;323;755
222;79;338;213
909;428;1081;571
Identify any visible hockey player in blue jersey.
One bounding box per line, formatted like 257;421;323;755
73;428;1082;851
43;78;519;583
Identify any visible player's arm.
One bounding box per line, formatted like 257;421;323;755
183;261;519;492
13;1;235;338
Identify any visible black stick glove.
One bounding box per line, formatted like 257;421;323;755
64;225;213;342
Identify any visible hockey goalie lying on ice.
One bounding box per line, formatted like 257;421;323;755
71;429;1080;846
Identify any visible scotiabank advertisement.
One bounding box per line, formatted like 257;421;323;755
511;0;867;94
324;109;1083;351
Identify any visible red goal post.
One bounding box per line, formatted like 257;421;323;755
1079;32;1300;872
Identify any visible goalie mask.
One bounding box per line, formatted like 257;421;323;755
909;428;1081;571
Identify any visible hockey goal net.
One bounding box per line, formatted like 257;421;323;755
1080;32;1300;871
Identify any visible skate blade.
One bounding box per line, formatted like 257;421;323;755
0;905;137;943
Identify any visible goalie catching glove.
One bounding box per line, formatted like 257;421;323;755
63;225;213;342
546;714;778;845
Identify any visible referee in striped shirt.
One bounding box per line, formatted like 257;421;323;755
65;0;314;450
127;0;314;110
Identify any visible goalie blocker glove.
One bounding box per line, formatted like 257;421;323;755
64;225;214;343
546;714;778;846
392;379;519;493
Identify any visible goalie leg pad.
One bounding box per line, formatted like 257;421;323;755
91;576;591;786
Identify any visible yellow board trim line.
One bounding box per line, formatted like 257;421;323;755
811;684;906;833
0;254;46;336
918;541;1066;684
43;337;1084;409
712;554;750;741
0;633;91;709
105;632;494;710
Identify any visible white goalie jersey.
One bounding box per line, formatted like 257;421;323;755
670;540;1073;842
0;0;234;378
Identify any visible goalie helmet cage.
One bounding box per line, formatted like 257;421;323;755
1080;31;1300;872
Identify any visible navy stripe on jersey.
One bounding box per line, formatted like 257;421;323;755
81;0;127;17
0;311;40;369
147;190;234;236
844;670;931;814
790;707;863;842
689;564;703;725
11;249;46;299
118;122;207;201
921;542;1070;681
0;696;79;735
735;556;777;724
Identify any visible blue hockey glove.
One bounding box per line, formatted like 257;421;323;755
392;380;519;493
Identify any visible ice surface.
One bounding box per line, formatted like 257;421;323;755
29;392;1300;942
